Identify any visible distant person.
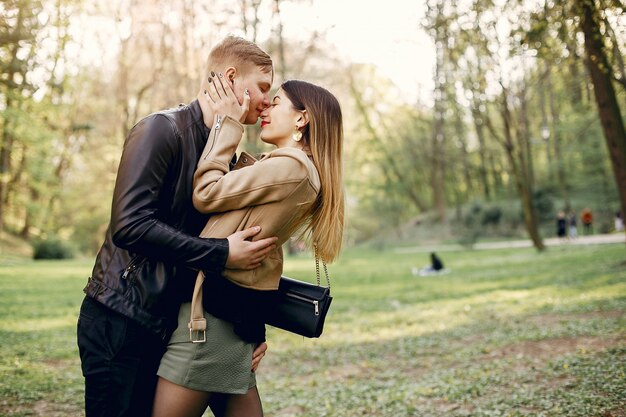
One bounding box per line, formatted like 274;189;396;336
556;211;567;239
616;210;625;232
430;252;444;271
581;208;593;235
568;211;578;239
413;252;447;276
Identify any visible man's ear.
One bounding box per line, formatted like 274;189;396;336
224;66;237;82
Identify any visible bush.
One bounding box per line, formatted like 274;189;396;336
32;237;74;260
481;205;503;226
457;201;484;247
533;187;556;222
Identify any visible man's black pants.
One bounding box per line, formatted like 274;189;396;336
77;296;166;417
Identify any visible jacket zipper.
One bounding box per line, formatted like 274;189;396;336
122;256;144;280
286;292;320;316
121;264;136;280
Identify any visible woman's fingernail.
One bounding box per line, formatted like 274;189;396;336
219;72;223;77
245;89;249;95
208;78;212;83
210;71;216;77
203;90;207;94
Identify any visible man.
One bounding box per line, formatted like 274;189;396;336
77;36;276;417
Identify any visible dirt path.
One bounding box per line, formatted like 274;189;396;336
396;233;626;253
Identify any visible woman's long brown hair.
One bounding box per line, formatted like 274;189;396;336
281;80;344;263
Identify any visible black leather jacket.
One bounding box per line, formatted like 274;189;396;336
84;100;229;340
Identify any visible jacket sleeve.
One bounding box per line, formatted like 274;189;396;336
193;116;314;214
110;114;228;273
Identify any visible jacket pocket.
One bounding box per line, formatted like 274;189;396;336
121;255;147;295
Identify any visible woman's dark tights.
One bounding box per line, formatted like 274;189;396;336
151;377;263;417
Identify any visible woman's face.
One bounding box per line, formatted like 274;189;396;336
259;89;303;147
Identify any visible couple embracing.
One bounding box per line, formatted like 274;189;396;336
77;36;344;417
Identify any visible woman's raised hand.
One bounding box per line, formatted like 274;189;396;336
200;71;250;127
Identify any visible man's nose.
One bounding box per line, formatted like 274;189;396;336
261;94;270;109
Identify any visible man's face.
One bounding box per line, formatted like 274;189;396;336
233;68;273;125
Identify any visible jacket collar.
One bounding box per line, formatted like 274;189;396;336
190;99;237;167
189;99;210;139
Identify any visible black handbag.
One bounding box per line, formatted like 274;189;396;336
188;247;333;341
263;246;333;338
264;269;332;338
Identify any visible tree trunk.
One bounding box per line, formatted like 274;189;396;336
485;90;545;251
603;15;625;86
471;106;491;200
578;0;626;246
0;97;14;231
559;7;584;105
502;97;545;251
430;2;447;222
546;68;570;210
0;2;30;232
273;0;287;81
518;86;535;193
454;106;472;199
539;65;554;184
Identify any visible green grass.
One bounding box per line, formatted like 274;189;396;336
0;245;624;416
0;232;33;263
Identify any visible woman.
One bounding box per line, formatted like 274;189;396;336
151;77;344;417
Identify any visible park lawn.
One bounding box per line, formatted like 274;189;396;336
0;244;624;417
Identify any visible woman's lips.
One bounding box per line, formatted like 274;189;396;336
261;121;270;128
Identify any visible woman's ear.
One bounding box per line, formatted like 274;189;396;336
297;110;309;128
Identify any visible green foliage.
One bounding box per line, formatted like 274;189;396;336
532;187;556;222
2;0;625;258
2;244;624;416
456;200;522;246
32;237;74;260
457;200;484;247
481;204;503;226
0;232;33;262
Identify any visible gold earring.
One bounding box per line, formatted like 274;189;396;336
292;128;302;142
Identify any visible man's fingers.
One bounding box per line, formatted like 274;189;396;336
252;236;279;250
225;229;278;270
237;226;262;240
253;342;268;358
250;244;276;262
252;342;267;372
244;238;278;267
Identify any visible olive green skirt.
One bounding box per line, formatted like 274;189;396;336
157;302;256;394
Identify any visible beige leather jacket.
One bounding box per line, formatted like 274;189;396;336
193;115;320;290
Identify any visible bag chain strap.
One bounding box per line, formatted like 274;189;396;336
314;243;331;290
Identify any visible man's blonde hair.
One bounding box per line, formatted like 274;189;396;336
204;36;273;82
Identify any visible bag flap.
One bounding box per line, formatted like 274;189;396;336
279;276;330;300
